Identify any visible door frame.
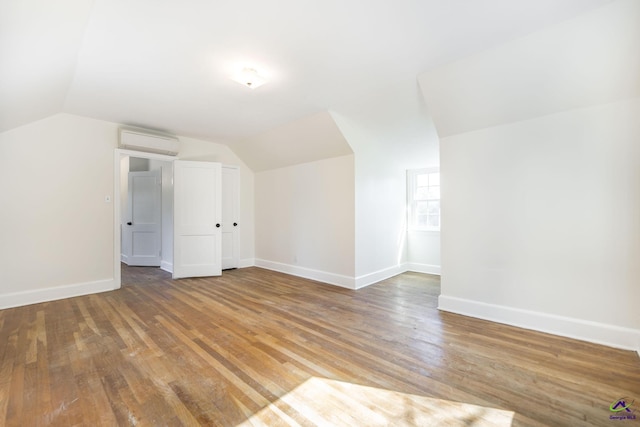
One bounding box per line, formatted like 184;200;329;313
221;165;240;270
113;149;176;290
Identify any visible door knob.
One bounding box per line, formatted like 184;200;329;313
233;223;238;227
216;223;221;228
127;222;132;225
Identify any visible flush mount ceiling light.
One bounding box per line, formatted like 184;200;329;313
230;67;267;89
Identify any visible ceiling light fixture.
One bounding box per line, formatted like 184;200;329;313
230;67;267;89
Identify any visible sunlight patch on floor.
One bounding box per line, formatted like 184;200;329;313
237;377;514;426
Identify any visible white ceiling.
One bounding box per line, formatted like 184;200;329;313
419;0;639;138
232;111;352;172
1;0;614;155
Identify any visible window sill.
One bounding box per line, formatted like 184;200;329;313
408;229;440;235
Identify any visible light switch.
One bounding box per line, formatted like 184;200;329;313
105;195;111;203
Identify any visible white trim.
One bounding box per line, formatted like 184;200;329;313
408;229;441;236
438;295;640;352
0;279;115;310
121;254;128;263
117;148;179;162
239;258;255;268
354;264;405;289
254;259;356;289
114;151;123;290
221;164;241;271
160;260;173;273
405;263;441;276
252;260;443;290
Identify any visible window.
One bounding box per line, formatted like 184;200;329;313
408;168;440;231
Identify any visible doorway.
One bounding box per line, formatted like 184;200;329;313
113;149;176;289
120;156;173;270
113;150;239;289
122;168;161;267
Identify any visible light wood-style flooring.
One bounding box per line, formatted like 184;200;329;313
1;266;639;426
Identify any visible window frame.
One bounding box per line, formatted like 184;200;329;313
407;167;440;232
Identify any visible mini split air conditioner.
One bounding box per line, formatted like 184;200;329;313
118;129;180;155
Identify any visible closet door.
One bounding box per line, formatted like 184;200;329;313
221;165;240;270
173;160;222;279
123;170;161;266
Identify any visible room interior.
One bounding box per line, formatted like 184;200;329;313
1;0;639;424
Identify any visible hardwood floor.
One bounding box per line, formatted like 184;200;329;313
1;266;638;426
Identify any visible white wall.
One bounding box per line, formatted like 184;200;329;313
352;152;410;284
0;114;118;307
406;231;440;275
331;94;441;287
419;0;640;352
439;99;640;350
255;155;355;287
0;113;256;308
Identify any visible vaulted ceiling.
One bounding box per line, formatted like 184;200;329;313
1;0;613;168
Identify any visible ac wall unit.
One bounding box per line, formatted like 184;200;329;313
119;129;180;155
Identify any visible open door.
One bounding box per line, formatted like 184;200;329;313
123;170;161;266
221;165;240;270
173;160;222;279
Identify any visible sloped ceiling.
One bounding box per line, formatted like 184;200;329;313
1;0;614;169
0;0;94;131
232;112;352;172
418;0;639;138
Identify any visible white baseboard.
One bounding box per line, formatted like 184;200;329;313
253;260;443;290
439;295;640;353
238;258;255;269
355;264;406;289
404;263;441;276
0;278;116;310
254;259;356;289
160;260;173;273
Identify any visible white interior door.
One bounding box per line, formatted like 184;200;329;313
221;166;240;270
123;170;162;266
173;160;222;279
